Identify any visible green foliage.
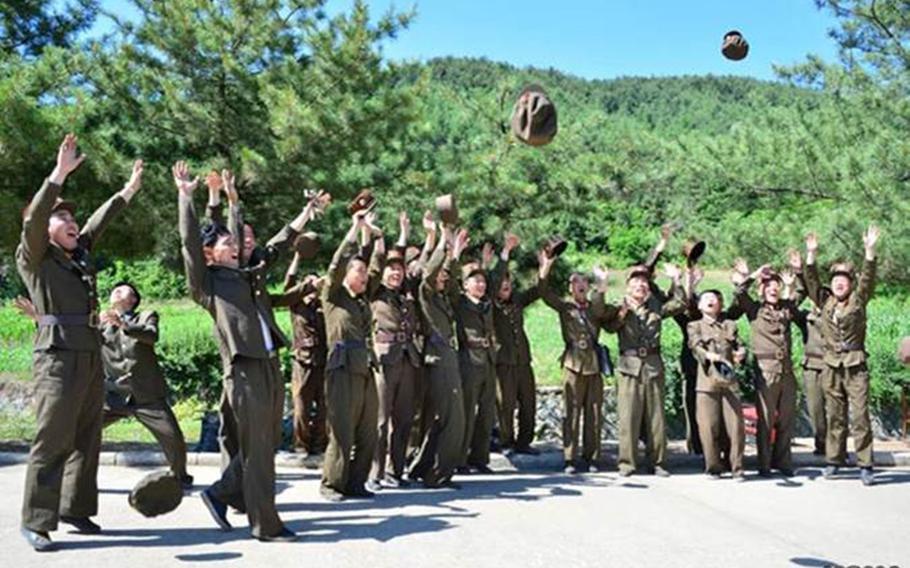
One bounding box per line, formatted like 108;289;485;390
96;258;187;301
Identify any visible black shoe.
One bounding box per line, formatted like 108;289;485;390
708;472;722;480
514;445;540;456
860;467;875;486
472;464;494;474
258;527;298;543
383;475;408;489
21;528;54;552
200;489;232;531
778;468;795;478
758;469;772;478
424;479;461;490
60;515;101;535
823;465;839;480
455;466;471;475
181;474;195;490
319;486;345;502
346;486;375;499
563;462;578;475
365;479;383;493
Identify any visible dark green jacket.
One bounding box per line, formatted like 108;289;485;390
101;310;168;404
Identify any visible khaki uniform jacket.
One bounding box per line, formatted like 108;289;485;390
17;179;126;352
368;247;422;368
285;284;326;366
795;308;826;371
418;235;459;369
321;237;374;376
539;276;608;376
688;317;744;393
603;287;686;379
101;310;168;404
733;278;799;376
804;259;876;369
489;260;540;367
178;193;294;364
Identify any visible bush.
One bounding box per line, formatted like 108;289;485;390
96;258;187;301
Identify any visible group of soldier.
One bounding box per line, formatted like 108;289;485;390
16;135;883;551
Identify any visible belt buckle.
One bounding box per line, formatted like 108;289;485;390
638;347;648;358
577;339;588;350
776;350;785;360
397;332;407;342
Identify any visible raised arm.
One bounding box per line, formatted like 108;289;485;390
122;311;160;346
326;213;365;295
857;225;879;306
174;161;209;309
659;263;687;318
537;248;563;312
81;159;141;250
803;233;825;308
367;233;386;298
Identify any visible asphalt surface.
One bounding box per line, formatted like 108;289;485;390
1;461;909;568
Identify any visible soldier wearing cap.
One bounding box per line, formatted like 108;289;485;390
802;227;880;485
408;223;468;488
731;259;801;476
489;233;542;454
18;135;142;551
365;212;422;490
99;281;192;487
454;252;499;474
538;254;611;473
319;209;381;501
688;289;748;480
281;246;328;457
175;161;312;542
602;263;686;477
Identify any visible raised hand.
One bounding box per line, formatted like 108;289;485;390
453;228;470;259
398;211;411;236
120;159;144;202
787;248;802;271
172;161;199;196
422;210;436;234
780;268;796;288
656;222;673;252
100;309;123;328
689;266;705;288
537;248;555;278
481;241;494;268
751;263;772;281
50;133;86;185
221;169;238;205
592;265;609;291
805;232;818;253
863;225;880;254
504;232;520;253
733;258;749;279
664;262;681;281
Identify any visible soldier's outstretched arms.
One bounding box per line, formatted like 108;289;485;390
857;225;879;306
81;159;142;251
802;232;827;309
325;211;367;296
174;161;210;309
537;248;563;312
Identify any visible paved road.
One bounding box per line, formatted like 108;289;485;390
1;463;908;568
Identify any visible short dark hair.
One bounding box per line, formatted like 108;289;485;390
113;281;141;310
699;289;724;303
201;222;231;247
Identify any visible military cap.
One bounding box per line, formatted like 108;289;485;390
714;360;736;381
758;269;782;285
293;231;321;259
830;261;855;280
435;194;459;226
722;30;749;61
681;240;706;266
511;84;558;147
544;235;568;258
348;189;376;215
626;264;652;282
22;197;76;220
898;336;910;366
129;470;183;517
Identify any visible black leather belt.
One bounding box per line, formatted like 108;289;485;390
755;350;787;361
465;337;493;349
375;330;411;344
623;347;659;358
37;313;100;328
833;342;863;353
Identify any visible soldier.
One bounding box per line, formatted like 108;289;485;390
539;253;610;474
367;213;422;490
282;252;328;456
409;224;468;489
602;263;686;477
99;282;192;487
454;238;499;474
490;233;542;454
802;227;880;486
688;290;748;480
320;211;380;501
175;161;311;542
18;134;142;551
731;259;801;477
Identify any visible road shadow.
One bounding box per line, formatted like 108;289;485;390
175;552;243;562
789;557;841;567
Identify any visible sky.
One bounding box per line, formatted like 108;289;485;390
97;0;843;82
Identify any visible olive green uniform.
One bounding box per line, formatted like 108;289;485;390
285;287;328;454
795;306;841;455
101;310;188;479
179;192;294;539
320;237;378;495
489;262;540;450
688;317;746;475
539;277;609;465
803;259;877;468
409;237;465;486
18;179;126;533
368;248;421;481
733;279;799;473
603;288;685;474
